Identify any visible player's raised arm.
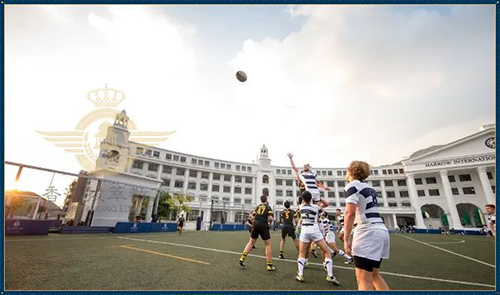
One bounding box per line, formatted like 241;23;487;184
317;179;330;191
287;153;299;173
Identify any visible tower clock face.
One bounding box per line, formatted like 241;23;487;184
485;137;495;149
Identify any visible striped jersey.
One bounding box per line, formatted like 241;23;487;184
488;214;496;225
298;203;321;228
345;180;386;230
299;170;319;192
320;218;334;235
337;213;345;226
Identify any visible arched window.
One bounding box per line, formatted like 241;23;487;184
263;175;269;184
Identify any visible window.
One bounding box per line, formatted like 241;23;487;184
400;190;409;198
180;156;186;163
338;181;345;187
386;191;396;198
200;184;208;191
242;166;247;171
393;169;398;174
161;179;170;187
223;186;231;193
343;171;347;176
236;165;240;171
213;173;221;181
248;167;252;172
425;177;437;184
173;155;179;161
276;190;283;197
276;169;281;174
459;174;472;182
163;165;172;174
328;171;333;176
286;190;293;197
428;189;440;196
176;168;186;176
462;187;476;195
401;202;411;208
376;191;382;198
245;188;252;195
235;187;242;194
224;174;231;182
487;172;494;180
388;169;393;175
382;169;387;175
145;149;152;156
263;175;269;184
234;198;241;204
340;202;346;207
448;175;456;183
235;176;242;183
339;191;345;198
374;170;379;175
417;190;425;197
329;202;336;207
174;180;184;188
451;188;459;195
286;180;293;186
397;180;407;186
166;153;172;160
189;170;198;178
188;182;196;190
415;178;423;185
223;197;230;202
245;177;252;184
191;158;197;165
324;181;333;187
221;163;226;169
276;179;283;186
212;185;220;192
153;151;160;158
227;164;231;170
337;171;342;176
328;192;335;198
205;161;210;167
136;147;144;154
276;200;283;205
132;160;144;169
245;199;252;205
384;180;393;187
288;170;292;175
388;202;397;208
399;169;404;174
201;172;209;179
214;162;219;168
372;180;380;187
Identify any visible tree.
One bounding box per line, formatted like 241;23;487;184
167;193;194;219
156;192;171;220
62;180;77;214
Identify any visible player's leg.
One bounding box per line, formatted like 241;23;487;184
279;228;286;259
262;228;276;271
316;239;340;285
310;241;318;258
240;227;259;267
293;238;299;251
296;240;309;282
372;267;389;290
355;267;375;291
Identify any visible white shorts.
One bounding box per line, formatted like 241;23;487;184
326;231;336;244
300;227;324;243
352;228;390;261
311;190;321;202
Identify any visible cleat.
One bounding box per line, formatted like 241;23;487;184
344;258;353;265
239;260;245;268
295;274;304;282
266;264;276;271
252;245;256;249
279;253;285;259
327;275;341;286
311;250;318;258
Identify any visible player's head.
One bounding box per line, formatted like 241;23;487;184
336;208;341;215
302;191;312;204
260;195;268;203
322;211;328;218
485;204;496;214
284;201;291;209
303;163;311;171
346;161;371;182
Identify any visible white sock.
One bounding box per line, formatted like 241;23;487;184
297;258;307;275
324;258;333;277
338;250;352;260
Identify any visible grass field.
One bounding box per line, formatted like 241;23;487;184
5;230;496;291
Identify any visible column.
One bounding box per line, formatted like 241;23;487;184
292;179;297;206
477;167;495;205
230;175;235;205
380;180;389;207
182;168;189;193
392;214;399;229
334;180;340;208
153;191;160;215
207;172;214;200
439;170;463;230
145;197;154;222
156;164;164;181
406;173;426;229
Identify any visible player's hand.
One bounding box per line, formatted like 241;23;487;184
325;187;331;191
345;240;352;256
287;153;293;159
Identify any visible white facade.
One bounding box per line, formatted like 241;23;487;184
88;113;496;230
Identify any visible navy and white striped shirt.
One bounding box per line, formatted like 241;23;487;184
345;180;386;230
320;218;334;235
299;170;319;192
337;213;345;226
299;203;321;227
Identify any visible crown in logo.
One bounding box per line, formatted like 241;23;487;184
87;84;125;107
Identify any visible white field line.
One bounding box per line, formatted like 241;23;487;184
427;239;466;245
118;236;495;289
396;234;495;268
6;236;117;242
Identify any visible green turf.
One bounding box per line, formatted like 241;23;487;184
5;231;496;291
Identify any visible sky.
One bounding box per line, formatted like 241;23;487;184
4;5;495;206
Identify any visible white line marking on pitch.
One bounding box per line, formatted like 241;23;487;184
427;239;466;245
6;236;117;242
396;234;494;268
118;236;494;288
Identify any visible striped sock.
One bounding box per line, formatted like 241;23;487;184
297;258;307;275
324;258;333;277
240;252;248;261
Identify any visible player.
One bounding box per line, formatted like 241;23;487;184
287;153;330;207
246;211;257;249
485;204;496;236
336;208;346;242
320;211;353;264
343;161;390;291
239;195;276;271
295;191;340;285
279;201;299;259
177;214;185;235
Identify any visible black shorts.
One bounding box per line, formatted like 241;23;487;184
281;225;296;239
251;222;271;240
353;256;382;272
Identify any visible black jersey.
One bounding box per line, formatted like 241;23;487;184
281;209;296;226
254;203;273;223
